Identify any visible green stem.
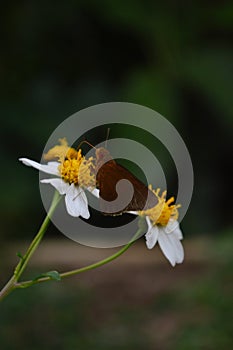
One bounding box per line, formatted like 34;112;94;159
15;227;143;289
14;191;61;281
0;275;17;301
0;191;61;301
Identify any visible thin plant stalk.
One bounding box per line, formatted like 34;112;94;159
0;191;61;301
0;190;145;301
15;227;142;289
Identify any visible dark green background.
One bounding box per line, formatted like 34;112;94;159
1;1;232;349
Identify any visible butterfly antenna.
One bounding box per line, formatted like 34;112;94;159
105;128;110;148
77;140;97;150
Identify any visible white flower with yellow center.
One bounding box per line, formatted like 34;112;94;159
19;138;99;219
136;188;184;266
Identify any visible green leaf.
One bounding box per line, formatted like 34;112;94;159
33;270;61;282
16;252;24;259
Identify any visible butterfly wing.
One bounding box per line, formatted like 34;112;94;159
97;160;158;215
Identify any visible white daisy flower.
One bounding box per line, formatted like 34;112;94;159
145;216;184;267
19;138;98;219
130;187;184;266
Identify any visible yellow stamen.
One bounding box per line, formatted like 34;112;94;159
139;186;181;226
44;138;96;187
44;138;70;162
78;157;96;188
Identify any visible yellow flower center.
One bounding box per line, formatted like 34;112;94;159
139;187;181;226
43;138;96;188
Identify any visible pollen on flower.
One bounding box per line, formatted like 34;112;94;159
59;148;95;187
139;186;181;226
78;157;96;188
43;138;70;162
43;138;96;187
156;195;181;226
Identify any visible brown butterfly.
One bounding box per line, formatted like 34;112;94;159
95;147;158;215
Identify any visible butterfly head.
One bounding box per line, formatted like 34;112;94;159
96;147;112;163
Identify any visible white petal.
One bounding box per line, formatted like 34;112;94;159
173;224;183;240
19;158;60;176
165;219;179;234
65;184;90;219
164;219;183;240
145;217;159;249
127;211;138;215
40;178;69;195
158;228;184;266
174;240;184;264
146;216;153;230
87;187;100;198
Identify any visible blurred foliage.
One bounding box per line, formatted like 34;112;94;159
1;0;233;239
